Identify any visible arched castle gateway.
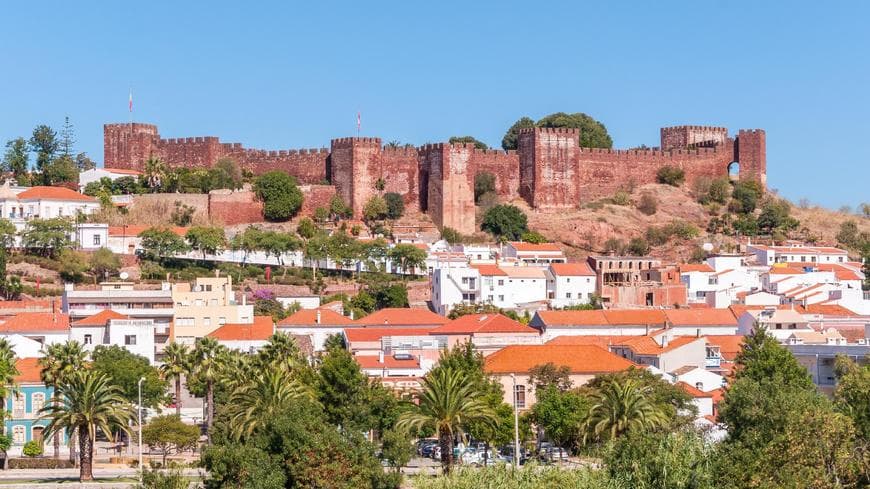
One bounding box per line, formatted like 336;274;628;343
104;123;766;234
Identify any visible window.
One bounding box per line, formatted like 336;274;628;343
210;298;218;306
12;425;25;444
93;234;101;246
488;295;493;302
83;334;92;345
497;280;504;286
566;292;572;299
31;393;45;413
13;394;25;417
775;323;782;330
566;277;571;282
696;291;707;299
176;317;194;327
461;277;469;284
514;385;526;409
124;335;137;345
218;317;226;325
498;295;504;302
203;317;211;327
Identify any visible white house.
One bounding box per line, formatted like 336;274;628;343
736;307;813;341
276;308;355;352
0;313;70;351
78;167;142;192
70;310;159;364
76;223;109;251
748;243;849;265
207;316;274;353
502;242;566;266
2;185;100;220
546;263;597;308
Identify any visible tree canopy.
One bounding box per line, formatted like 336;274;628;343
481;204;528;241
254;171;304;221
502;113;612;150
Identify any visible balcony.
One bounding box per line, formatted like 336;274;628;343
705;357;721;368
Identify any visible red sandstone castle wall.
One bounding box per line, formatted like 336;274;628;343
660;126;729;150
299;185;338;216
208;190;264;225
519;128;581;208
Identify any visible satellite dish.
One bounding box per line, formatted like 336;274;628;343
119;272;129;280
702;243;714;252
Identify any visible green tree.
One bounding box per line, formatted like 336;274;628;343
2;138;29;179
75;152;95;172
384;192;404;220
160;342;190;417
58;249;89;283
397;366;496;473
189;337;227;440
22;218;73;257
474;172;496;203
254;171;304;221
606;429;715;489
758;199;800;235
363;195;388;222
42;154;79;185
296;217;317;240
142;414;200;466
29;125;58;176
501;116;536;150
89;247;121;280
39;369;134;481
520;231;547;244
708;176;731;204
0;339;19;464
449;136;488;150
38;341;89;459
481;204;528;241
91;345;167;408
329;194;353;221
316;344;372;432
170;201;195;226
185;226;226;259
208;158;242;190
731;180;763;214
655;166;685;186
440;227;463;245
530;387;591;453
537;112;613;149
380;426;414;473
138;228;190;261
627;237;650;256
388;243;427;275
58;116;76;157
528;363;573;393
304;233;329;280
584;378;668;443
227;369;313;441
143;156;168;191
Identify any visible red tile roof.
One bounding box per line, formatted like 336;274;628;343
355;308;449;327
16;186;97;202
14;358;43;384
617;335;701;355
508;242;562;252
344;327;434;343
484;345;634;374
679;264;714;273
795;304;858;316
207;316;274;341
677;381;713;398
432;314;539;335
0;313;70;333
549;262;595;276
277;308;354;327
471;264;507;276
602;310;668;325
71;309;129;327
109;225;188;237
768;267;804;275
664;308;738;326
535;310;610;326
355;355;420;369
702;335;745;360
103;168;142;175
546;335;634;348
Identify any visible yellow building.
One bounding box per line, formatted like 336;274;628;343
172;275;253;344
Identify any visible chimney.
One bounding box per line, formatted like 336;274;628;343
316;309;321;325
378;350;384;363
242;294;246;306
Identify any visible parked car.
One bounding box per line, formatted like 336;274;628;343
417;439;438;456
461;447;502;467
537;443;570;464
498;445;528;465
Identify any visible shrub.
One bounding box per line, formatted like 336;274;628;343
637;193;658;215
22;440;43;457
732;180;763;214
441;227;464;245
666;220;700;239
520;231;547;244
8;458;74;469
481;205;528;241
474;172;496;203
611;190;630;206
384;192;404;219
645;226;670;246
708;177;731;204
362;196;388;222
254;171;304;221
627;237;650;256
603;238;625;255
656;166;685;186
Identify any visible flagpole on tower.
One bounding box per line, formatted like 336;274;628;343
356;110;361;137
129;88;134;125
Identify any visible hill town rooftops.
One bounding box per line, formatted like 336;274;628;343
14;358;44;384
484;345;634;374
431;314;538;335
506;242;562;252
678;264;715;273
663;308;738;326
277;308;354;327
355;355;420;369
71;309;130;327
344;327;435;343
207;316;274;341
15;186;97;202
549;262;595;276
0;313;70;333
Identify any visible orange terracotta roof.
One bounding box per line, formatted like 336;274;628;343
536;310;610;326
471;264;508;276
795;304;858;316
508;242;562;252
207;316;274;341
768;267;804;275
603;310;668;325
835;269;862;281
277;308;354;326
484;345;634;374
702;335;745;360
0;299;55;310
501;267;546;279
664;308;738;326
344;327;435;343
432;314;538;335
549;262;595;276
710;388;725;404
71;309;129;327
16;186;96;202
355;308;449;327
103;168;142;175
0;313;69;333
110;225;188;237
546;335;633;348
355;355;420;369
677;381;713;398
679;264;714;273
617;335;700;355
14;358;43;384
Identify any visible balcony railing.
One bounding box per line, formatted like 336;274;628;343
705;357;721;368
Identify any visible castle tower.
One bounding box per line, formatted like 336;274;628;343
518;127;580;209
103;123;160;170
420;143;476;234
660;125;729;150
329;137;382;217
735;129;767;186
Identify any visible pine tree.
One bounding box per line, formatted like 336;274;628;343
59;117;76;157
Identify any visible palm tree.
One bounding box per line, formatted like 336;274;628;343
39;369;134;481
160;342;190;416
39;341;87;460
0;339;19;468
189;337;226;442
256;332;304;371
584;379;668;443
143;156;167;191
227;369;313;441
397;367;496;473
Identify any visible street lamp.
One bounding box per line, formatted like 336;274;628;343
137;377;145;479
510;373;520;470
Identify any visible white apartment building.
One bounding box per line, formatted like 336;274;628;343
502;242;566;266
546;263;597;308
0;184;100;220
78;167;142;192
172;275;253;344
70;312;160;364
748;243;849;265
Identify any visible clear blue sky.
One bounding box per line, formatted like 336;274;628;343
1;1;867;208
